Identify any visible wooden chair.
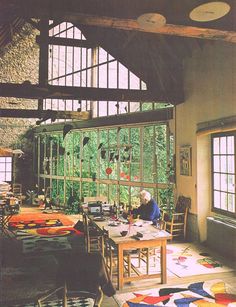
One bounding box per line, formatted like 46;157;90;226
38;252;116;307
83;213;104;255
102;228;148;280
38;283;102;307
139;220;166;274
162;196;191;240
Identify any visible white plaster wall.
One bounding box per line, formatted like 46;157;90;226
176;41;236;241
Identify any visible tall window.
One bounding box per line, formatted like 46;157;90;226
0;157;12;182
212;132;235;217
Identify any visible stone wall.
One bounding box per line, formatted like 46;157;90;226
0;23;39;148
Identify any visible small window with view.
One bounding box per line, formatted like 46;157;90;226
212;132;235;217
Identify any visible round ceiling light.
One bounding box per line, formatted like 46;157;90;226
189;2;230;22
137;13;166;30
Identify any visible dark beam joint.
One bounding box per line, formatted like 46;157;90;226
36;36;96;48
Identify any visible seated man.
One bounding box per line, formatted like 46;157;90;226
132;190;160;223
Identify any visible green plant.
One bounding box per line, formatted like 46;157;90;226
159;185;175;218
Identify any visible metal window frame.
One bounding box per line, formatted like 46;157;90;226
211;131;236;218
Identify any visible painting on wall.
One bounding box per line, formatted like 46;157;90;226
180;146;192;176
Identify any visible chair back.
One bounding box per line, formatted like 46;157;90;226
175;196;191;213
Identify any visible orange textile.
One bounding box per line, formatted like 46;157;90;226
9;213;74;226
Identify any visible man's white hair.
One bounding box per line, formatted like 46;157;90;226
140;190;151;201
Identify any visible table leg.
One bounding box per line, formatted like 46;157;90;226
160;241;167;284
118;245;124;290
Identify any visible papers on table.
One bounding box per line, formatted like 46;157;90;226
133;220;153;227
133;229;166;240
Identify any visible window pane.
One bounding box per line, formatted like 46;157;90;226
228;194;235;212
220;156;227;173
227;136;234;154
228;155;234;173
213;156;220;172
228;174;235;193
0;173;5;181
220;174;227;192
6;173;11;181
213;173;220;190
213;137;219;154
220;192;227;210
220;137;227;154
214;191;221;208
0;163;5;172
6;164;11;172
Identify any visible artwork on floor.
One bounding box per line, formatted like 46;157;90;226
8;219;63;230
130;243;233;278
165;243;233;277
22;236;72;253
114;279;236;306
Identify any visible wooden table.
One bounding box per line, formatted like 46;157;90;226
93;218;172;290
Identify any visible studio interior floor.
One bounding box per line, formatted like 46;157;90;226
1;204;236;306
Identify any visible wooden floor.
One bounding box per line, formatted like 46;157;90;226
2;204;236;306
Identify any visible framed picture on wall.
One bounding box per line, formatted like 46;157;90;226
179;146;192;176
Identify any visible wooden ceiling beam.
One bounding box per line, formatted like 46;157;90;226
0;82;181;104
72;15;236;44
18;9;236;44
0;108;90;120
34;107;174;133
36;35;96;48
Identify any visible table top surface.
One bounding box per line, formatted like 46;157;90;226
92;217;172;244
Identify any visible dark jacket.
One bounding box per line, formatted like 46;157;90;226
132;198;160;222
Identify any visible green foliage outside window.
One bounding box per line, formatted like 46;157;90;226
36;123;174;210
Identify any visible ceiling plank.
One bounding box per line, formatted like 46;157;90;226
0;82;182;104
0;108;90;120
19;9;236;44
72;14;236;44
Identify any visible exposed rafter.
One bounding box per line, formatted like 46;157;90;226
69;14;236;44
0;108;90;120
11;7;236;44
0;83;182;104
36;36;96;48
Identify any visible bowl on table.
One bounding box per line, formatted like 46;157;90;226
120;230;128;237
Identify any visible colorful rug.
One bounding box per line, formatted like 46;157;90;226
8;219;63;230
22;236;72;253
9;212;74;226
15;226;83;238
114;279;236;306
165;243;234;277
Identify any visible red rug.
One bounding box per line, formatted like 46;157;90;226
8;219;63;230
20;226;83;237
9;213;73;226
